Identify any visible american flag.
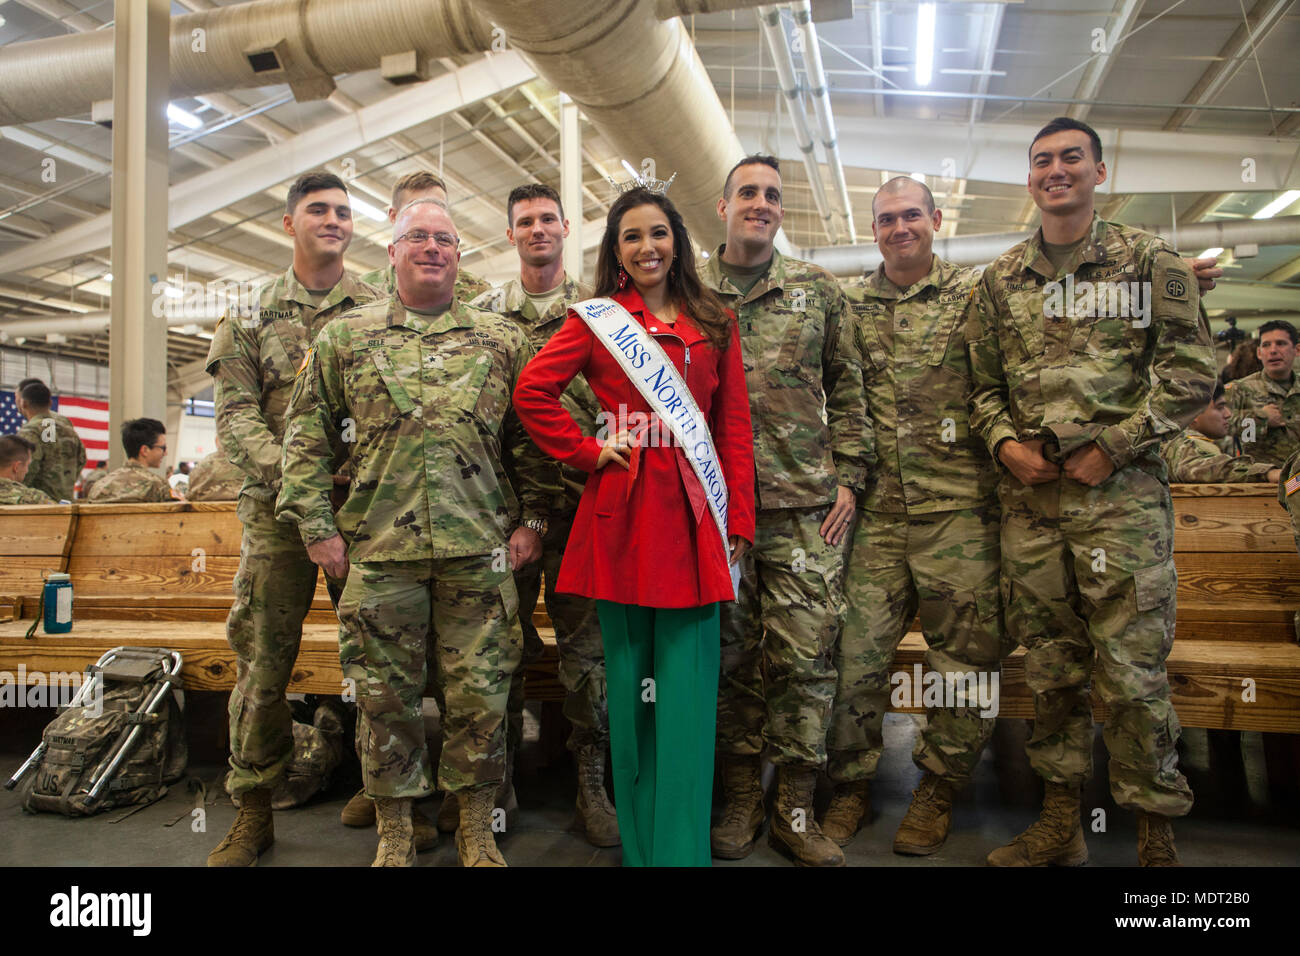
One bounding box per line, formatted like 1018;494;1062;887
0;390;110;462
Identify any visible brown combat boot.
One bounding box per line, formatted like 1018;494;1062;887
574;745;621;847
457;784;507;867
372;797;415;867
436;790;459;833
1137;811;1182;867
986;781;1089;867
768;766;846;867
821;779;871;847
206;787;274;867
341;788;438;851
710;754;766;859
893;772;957;856
438;755;518;835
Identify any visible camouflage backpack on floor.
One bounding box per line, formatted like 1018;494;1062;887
18;649;187;816
232;697;349;810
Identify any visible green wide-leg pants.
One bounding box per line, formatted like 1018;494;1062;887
597;601;720;868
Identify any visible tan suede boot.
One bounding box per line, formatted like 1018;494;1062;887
372;797;415;867
710;754;766;859
986;781;1089;867
436;790;459;833
206;787;274;867
342;788;437;851
821;779;871;847
457;784;507;867
768;766;846;867
893;772;957;856
1137;810;1182;867
574;745;620;848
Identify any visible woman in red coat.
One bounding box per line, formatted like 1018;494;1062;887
513;187;755;866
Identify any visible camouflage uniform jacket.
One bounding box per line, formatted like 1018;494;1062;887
0;476;54;504
205;266;380;502
845;256;996;514
361;263;490;303
186;450;247;501
966;214;1215;473
1225;369;1300;467
87;460;174;502
1161;429;1275;483
16;412;85;502
471;274;596;513
701;246;873;510
276;296;562;563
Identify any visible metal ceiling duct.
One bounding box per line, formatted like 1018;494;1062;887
468;0;765;246
757;5;838;244
0;0;495;125
801;216;1300;277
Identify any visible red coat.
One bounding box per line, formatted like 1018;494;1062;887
513;287;756;608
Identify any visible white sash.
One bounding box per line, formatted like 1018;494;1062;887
572;297;739;595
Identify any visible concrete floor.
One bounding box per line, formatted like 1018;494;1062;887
2;704;1297;867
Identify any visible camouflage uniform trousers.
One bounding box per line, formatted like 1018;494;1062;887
1001;461;1194;818
717;505;849;768
226;493;340;795
827;504;1005;784
336;554;522;797
507;511;608;756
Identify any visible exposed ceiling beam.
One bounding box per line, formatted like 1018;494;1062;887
1163;0;1293;131
1065;0;1144;122
0;51;538;277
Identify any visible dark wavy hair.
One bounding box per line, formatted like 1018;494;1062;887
594;188;732;351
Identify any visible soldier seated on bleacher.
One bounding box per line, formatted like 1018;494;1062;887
88;418;180;503
186;438;245;501
1162;383;1281;484
0;435;55;505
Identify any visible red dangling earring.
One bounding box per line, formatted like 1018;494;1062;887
617;263;629;291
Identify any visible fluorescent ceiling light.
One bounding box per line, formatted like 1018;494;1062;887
349;196;388;222
621;159;640;180
1198;247;1224;259
1251;190;1300;220
909;172;926;184
915;3;936;87
166;103;202;130
102;273;112;282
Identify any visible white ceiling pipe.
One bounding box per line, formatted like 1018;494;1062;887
802;216;1300;277
0;307;226;338
757;5;838;243
468;0;760;247
789;1;855;242
0;0;496;125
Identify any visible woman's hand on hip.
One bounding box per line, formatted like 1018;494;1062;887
596;429;632;470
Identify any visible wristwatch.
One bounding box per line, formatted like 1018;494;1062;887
522;517;548;537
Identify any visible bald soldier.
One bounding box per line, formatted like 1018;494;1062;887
14;381;85;502
702;155;873;867
360;171;491;302
0;435;55;504
966;117;1215;867
825;177;1004;855
278;198;560;866
205;171;384;867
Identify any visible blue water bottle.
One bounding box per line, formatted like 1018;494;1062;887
43;572;73;634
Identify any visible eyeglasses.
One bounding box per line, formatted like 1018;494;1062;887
396;231;460;249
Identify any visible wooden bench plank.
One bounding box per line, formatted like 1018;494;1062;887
72;509;241;557
1173;496;1294;552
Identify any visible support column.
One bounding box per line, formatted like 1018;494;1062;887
560;92;583;283
108;0;170;468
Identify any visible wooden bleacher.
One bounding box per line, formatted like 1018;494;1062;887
0;487;1297;733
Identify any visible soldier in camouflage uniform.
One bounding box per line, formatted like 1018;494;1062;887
965;118;1215;867
701;156;873;867
88;418;174;503
1163;382;1280;484
360;170;490;302
465;182;618;846
0;435;55;504
1226;320;1300;466
278;198;560;867
185;442;247;501
15;381;85;502
205;172;384;868
825;177;1004;855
